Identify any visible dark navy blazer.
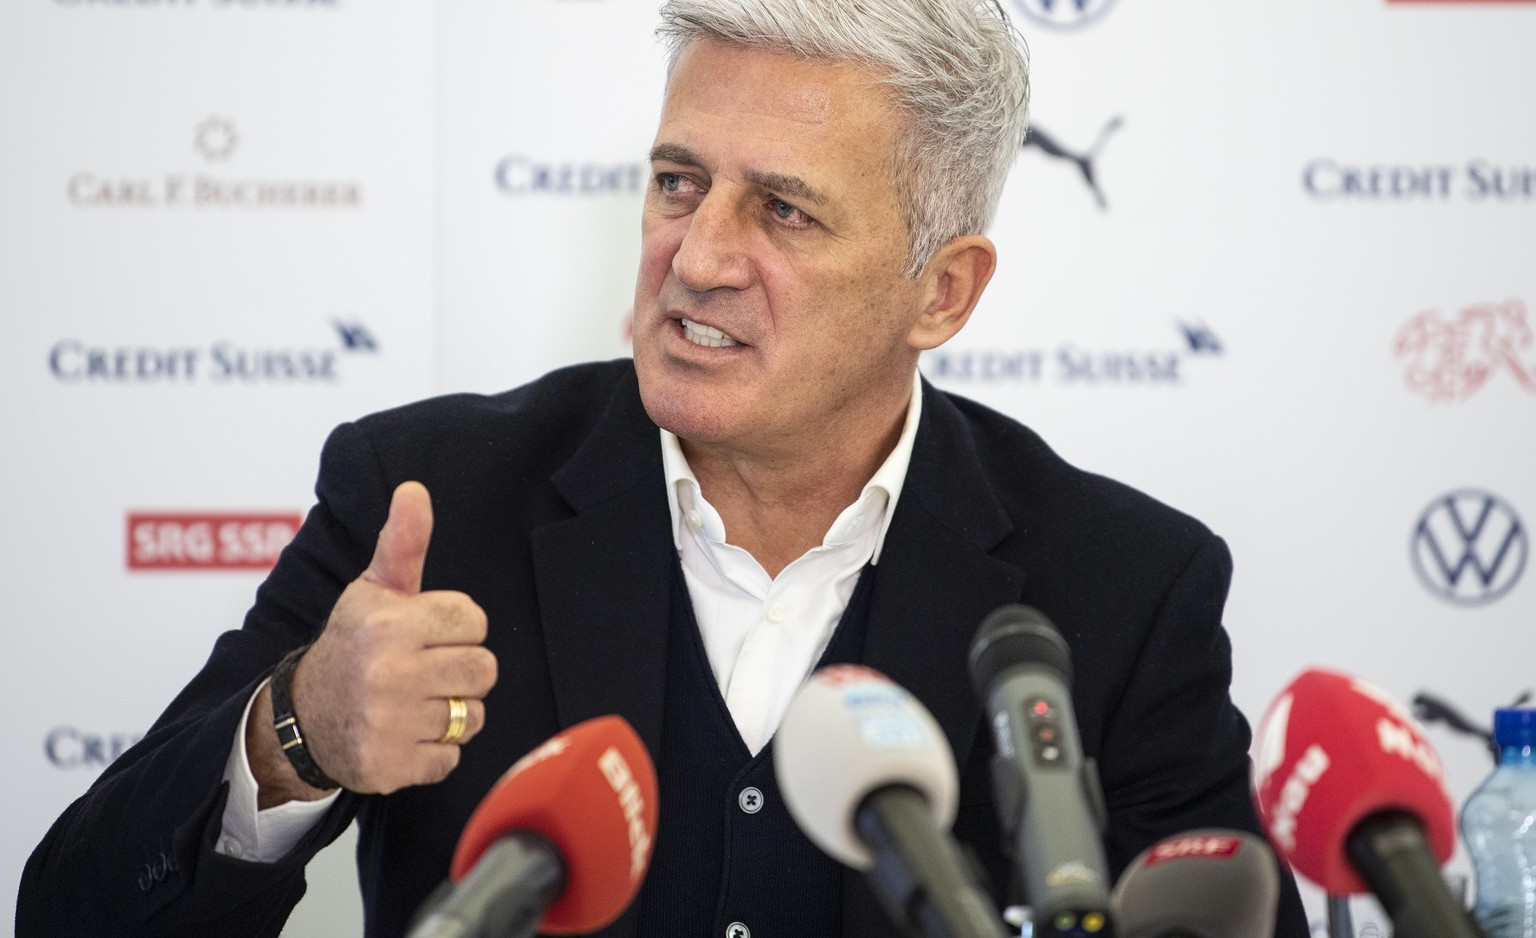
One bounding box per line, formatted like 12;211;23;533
19;359;1306;937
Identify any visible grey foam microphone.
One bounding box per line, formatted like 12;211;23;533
1110;830;1280;938
969;605;1113;938
775;664;1008;938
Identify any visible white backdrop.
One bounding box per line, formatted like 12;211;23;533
3;0;1533;935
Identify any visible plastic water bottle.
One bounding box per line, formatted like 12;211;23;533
1462;708;1536;938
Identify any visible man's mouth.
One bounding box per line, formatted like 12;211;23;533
680;318;741;348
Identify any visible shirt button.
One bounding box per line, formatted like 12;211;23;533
225;840;245;860
686;509;704;530
765;604;784;624
727;923;751;938
738;786;764;814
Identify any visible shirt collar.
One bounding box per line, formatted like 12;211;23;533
660;369;924;565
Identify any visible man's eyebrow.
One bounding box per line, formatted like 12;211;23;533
648;143;828;206
648;143;700;167
742;169;827;206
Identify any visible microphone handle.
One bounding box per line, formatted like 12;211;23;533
985;672;1113;936
407;832;565;938
1344;812;1486;938
1325;893;1355;938
854;785;1008;938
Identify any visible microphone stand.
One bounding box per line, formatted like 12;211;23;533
1325;894;1354;938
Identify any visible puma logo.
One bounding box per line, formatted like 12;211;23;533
1022;117;1124;209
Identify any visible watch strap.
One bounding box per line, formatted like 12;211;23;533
269;643;341;791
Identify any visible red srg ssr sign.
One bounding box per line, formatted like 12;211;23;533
128;513;303;570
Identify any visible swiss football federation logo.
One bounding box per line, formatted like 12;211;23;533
1011;0;1117;29
1411;490;1527;606
1394;299;1536;402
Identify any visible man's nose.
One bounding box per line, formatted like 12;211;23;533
671;192;754;292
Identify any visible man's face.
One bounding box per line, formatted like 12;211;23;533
633;38;930;457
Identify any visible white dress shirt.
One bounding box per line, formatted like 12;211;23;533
217;370;923;861
662;369;921;754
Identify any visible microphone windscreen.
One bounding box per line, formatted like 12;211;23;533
449;714;658;935
968;604;1073;695
1110;830;1279;938
774;664;958;868
1252;668;1455;894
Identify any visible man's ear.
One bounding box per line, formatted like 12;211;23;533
907;234;997;351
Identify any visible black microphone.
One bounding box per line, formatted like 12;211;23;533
775;665;1009;938
1347;813;1487;938
410;835;563;938
969;605;1113;938
1109;830;1280;938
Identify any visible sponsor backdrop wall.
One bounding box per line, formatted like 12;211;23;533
3;0;1531;934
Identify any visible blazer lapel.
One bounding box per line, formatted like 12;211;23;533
529;368;674;765
843;380;1027;937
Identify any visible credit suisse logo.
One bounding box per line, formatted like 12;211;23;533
45;727;145;770
495;155;647;197
1411;490;1527;606
1394;298;1535;402
1011;0;1117;30
48;320;379;385
69;117;361;210
128;512;303;571
1303;159;1535;201
925;322;1223;386
56;0;336;7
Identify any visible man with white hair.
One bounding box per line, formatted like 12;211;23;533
20;1;1307;935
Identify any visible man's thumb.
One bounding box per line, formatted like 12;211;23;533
365;481;433;595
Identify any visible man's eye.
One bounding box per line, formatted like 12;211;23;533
769;199;812;227
658;173;690;194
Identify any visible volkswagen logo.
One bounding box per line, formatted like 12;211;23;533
1411;489;1528;606
1011;0;1118;30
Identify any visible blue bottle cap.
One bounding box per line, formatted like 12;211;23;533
1493;708;1536;747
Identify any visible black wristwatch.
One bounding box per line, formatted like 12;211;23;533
269;643;342;790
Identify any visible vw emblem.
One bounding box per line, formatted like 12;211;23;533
1411;489;1527;606
1011;0;1118;30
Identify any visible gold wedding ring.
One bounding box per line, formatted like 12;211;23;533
439;696;468;745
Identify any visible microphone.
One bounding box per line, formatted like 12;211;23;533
968;605;1113;938
1109;830;1279;938
774;664;1008;938
407;714;659;938
1252;668;1483;938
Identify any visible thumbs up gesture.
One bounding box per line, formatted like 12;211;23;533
249;482;496;802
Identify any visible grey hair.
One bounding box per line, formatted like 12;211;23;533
656;0;1030;276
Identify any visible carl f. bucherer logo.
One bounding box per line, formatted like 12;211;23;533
69;117;360;209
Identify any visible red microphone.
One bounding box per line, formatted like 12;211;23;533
409;715;659;938
1252;668;1480;938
